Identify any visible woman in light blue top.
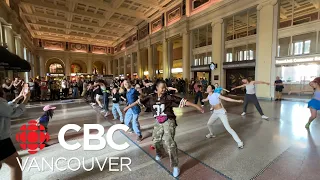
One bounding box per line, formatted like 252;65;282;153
213;83;229;94
289;77;320;128
202;85;244;148
232;78;270;120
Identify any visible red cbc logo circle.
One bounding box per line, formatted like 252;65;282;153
16;120;50;154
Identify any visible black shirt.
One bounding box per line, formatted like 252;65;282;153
112;93;121;103
275;80;283;90
139;93;186;121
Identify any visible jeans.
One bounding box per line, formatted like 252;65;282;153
124;108;141;136
207;109;242;146
194;91;204;105
243;94;264;115
112;103;123;122
103;92;109;111
72;88;78;98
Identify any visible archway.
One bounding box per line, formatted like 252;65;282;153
93;61;106;75
70;60;87;73
45;58;65;74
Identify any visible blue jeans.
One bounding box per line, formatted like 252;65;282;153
124;108;141;136
72;88;78;98
103;92;109;111
112;103;123;122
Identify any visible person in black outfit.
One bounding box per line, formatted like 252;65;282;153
274;76;284;101
111;88;124;122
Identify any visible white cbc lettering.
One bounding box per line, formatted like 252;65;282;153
58;124;130;151
153;104;166;117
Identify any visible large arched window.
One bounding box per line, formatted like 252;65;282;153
71;64;82;73
49;63;64;73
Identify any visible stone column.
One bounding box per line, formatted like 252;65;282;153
0;22;3;46
123;56;127;77
256;0;279;99
130;53;134;78
39;56;45;77
65;53;70;76
211;19;224;85
87;54;93;74
137;49;142;78
3;25;15;53
162;38;169;79
14;35;23;58
117;58;120;76
182;31;190;81
107;59;112;75
112;59;116;76
167;40;173;78
148;45;154;79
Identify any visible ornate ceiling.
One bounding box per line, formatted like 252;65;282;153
19;0;177;47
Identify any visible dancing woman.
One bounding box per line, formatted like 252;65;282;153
213;83;230;94
289;77;320;128
124;80;203;177
231;78;269;119
202;85;244;148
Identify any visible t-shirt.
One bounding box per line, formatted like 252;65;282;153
138;93;187;121
208;93;220;106
214;87;223;94
112;93;121;103
40;81;48;90
275;80;283;89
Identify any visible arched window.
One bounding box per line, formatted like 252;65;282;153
49;63;64;73
71;64;82;73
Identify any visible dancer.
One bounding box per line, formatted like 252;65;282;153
98;80;110;117
274;76;284;101
123;80;142;142
194;80;204;107
36;105;56;146
111;88;124;123
231;78;269;119
0;87;30;180
289;77;320;128
124;80;203;178
214;83;230;94
202;85;244;148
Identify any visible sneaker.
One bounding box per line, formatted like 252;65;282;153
241;112;246;116
173;167;180;178
101;110;106;113
91;103;96;106
155;155;161;161
305;122;311;129
261;115;269;119
104;112;110;117
112;118;118;121
238;142;244;149
137;135;143;142
127;128;133;133
206;133;216;139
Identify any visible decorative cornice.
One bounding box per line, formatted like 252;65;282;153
211;19;223;27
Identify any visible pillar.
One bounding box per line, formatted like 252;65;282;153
130;53;134;79
148;45;154;79
87;54;93;74
123;56;127;77
39;56;45;77
256;0;278;99
0;22;3;46
168;40;173;78
14;35;23;58
117;58;120;76
211;19;224;85
107;60;112;75
3;25;15;53
65;53;70;76
112;59;116;76
162;38;169;79
137;49;142;78
182;31;190;81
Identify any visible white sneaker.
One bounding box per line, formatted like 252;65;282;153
173;167;180;178
261;115;269;119
241;112;246;116
104;112;110;117
155;155;161;161
206;133;216;139
238;142;244;149
91;103;96;106
101;110;106;113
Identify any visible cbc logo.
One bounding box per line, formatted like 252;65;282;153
16;120;50;154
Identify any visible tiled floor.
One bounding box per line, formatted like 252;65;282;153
0;98;319;180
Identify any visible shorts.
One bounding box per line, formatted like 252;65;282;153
96;94;102;100
308;99;320;110
0;138;16;161
275;88;283;92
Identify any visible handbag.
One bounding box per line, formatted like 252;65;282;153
156;115;168;124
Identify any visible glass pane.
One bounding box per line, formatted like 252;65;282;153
207;24;212;45
234;45;247;61
292;32;317;55
225;17;234;41
225;48;233;62
234;11;248;39
198;26;207;47
207;52;212;64
193;29;199;48
248;8;257;36
293;0;319;26
248;43;256;60
279;0;293;28
278;37;291;57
